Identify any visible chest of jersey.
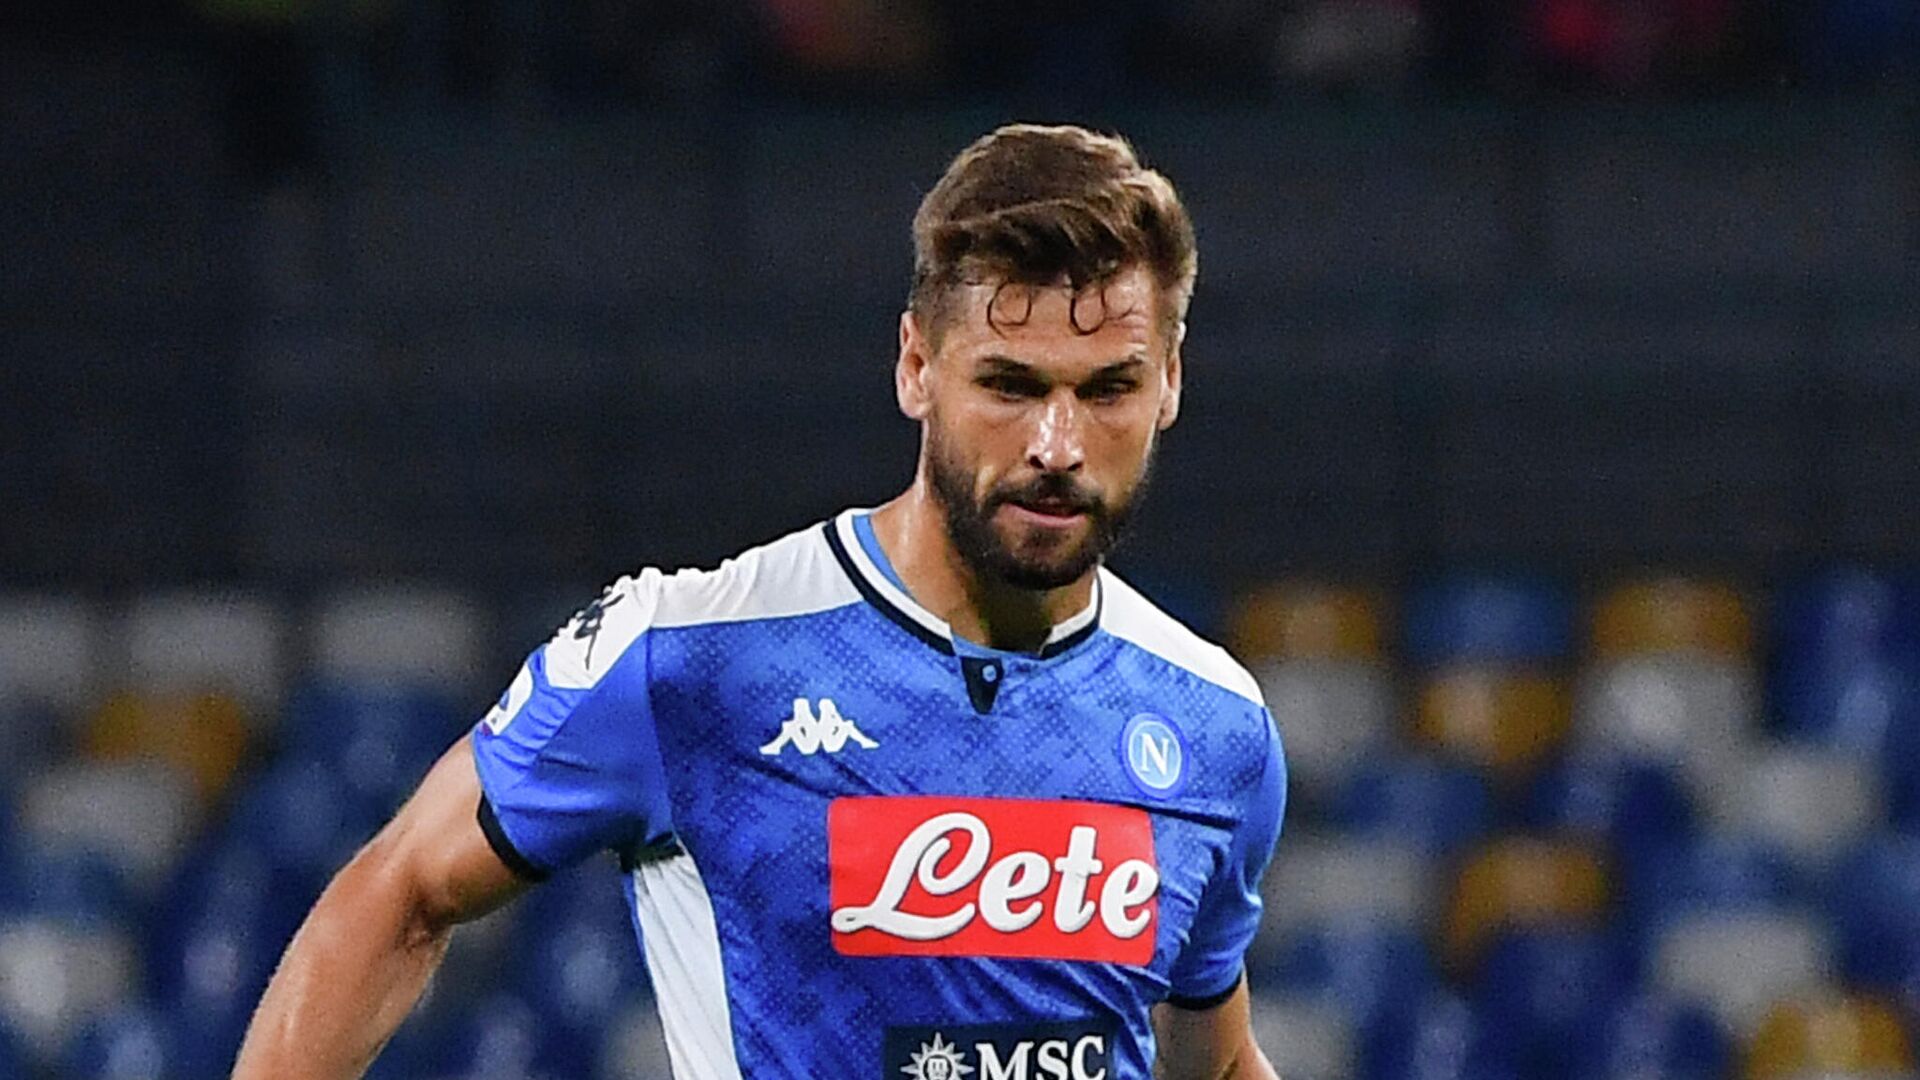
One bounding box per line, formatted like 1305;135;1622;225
642;607;1238;998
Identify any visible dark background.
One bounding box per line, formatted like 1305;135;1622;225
4;3;1920;1079
5;0;1917;609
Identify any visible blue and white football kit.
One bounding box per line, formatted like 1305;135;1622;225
471;510;1286;1079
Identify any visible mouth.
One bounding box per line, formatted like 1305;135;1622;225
1000;498;1090;528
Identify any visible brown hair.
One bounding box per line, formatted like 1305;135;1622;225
909;123;1197;344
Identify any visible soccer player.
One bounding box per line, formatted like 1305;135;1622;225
234;123;1286;1080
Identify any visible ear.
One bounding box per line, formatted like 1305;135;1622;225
1157;320;1185;431
897;311;935;421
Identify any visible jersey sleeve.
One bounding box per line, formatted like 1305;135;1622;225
1166;708;1287;1007
470;570;674;879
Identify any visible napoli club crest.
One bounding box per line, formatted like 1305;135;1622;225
1119;713;1188;798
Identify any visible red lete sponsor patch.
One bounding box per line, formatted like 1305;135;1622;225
828;795;1159;965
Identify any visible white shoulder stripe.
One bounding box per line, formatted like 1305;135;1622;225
543;569;664;690
545;521;856;689
1098;569;1265;706
652;520;861;629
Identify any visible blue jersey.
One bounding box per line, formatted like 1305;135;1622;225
472;510;1286;1079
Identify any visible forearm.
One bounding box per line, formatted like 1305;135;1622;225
1158;1036;1279;1080
231;845;451;1079
1225;1039;1280;1080
1153;980;1279;1080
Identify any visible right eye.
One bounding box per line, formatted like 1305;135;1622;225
979;375;1046;399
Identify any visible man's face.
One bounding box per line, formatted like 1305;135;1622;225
898;266;1182;590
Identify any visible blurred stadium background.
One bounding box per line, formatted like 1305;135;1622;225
4;1;1920;1078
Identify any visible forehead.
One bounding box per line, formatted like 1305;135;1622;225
935;266;1167;370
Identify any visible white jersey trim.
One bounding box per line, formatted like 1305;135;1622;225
831;508;1101;650
1098;569;1266;706
651;521;863;631
544;569;665;690
832;510;950;640
629;854;744;1080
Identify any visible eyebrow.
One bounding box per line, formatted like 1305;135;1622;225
977;354;1150;378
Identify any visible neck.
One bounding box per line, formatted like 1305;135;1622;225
868;484;1096;654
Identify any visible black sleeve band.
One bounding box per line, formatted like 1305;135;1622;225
1164;968;1245;1012
476;796;550;882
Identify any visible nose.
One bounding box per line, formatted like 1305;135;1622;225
1026;393;1085;474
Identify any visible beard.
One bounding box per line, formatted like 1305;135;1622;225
925;419;1152;591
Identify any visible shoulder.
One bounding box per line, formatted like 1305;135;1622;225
651;518;860;630
538;568;667;691
545;519;861;687
1099;572;1282;825
1098;569;1265;708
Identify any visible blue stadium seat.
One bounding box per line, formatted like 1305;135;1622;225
1360;992;1519;1080
1472;928;1634;1079
514;859;637;937
1266;923;1436;1030
1522;753;1695;857
1120;570;1223;642
222;758;385;888
1403;576;1574;668
1771;569;1919;670
147;842;303;1075
431;992;580;1080
1329;755;1495;857
598;992;673;1080
0;1019;24;1079
62;1004;179;1080
364;1015;460;1080
1830;834;1920;980
0;784;14;905
1892;763;1920;834
158;837;304;936
1774;657;1918;756
0;698;64;788
1;841;138;928
1622;835;1804;939
1840;913;1920;1006
280;679;469;813
515;908;650;1041
1568;993;1729;1080
511;862;649;1039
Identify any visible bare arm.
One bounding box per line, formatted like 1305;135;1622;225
231;738;528;1079
1154;979;1281;1080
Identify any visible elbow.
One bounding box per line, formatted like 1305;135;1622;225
339;830;460;951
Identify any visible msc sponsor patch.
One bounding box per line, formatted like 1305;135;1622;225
886;1017;1118;1080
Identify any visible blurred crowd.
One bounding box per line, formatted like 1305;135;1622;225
3;569;1920;1078
11;0;1919;106
7;0;1913;193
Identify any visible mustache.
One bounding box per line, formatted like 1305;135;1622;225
988;472;1104;515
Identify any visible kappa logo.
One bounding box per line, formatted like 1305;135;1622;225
569;588;625;669
759;697;878;756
